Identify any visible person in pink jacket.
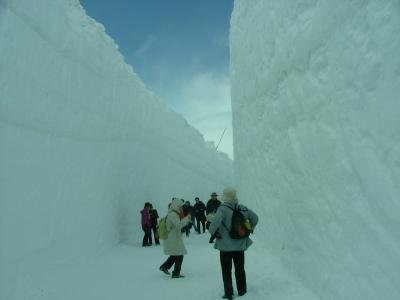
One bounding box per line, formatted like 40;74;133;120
141;202;152;247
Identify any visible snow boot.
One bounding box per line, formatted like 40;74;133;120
159;266;170;275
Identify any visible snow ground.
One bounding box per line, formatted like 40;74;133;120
3;233;319;300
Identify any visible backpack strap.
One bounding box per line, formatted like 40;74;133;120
222;221;229;232
171;210;180;216
220;204;237;231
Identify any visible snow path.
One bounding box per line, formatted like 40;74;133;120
6;233;320;300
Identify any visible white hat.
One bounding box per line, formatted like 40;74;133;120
170;198;184;210
222;187;238;203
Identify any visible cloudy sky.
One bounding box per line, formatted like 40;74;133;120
80;0;234;159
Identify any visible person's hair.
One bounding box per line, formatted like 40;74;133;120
195;197;199;200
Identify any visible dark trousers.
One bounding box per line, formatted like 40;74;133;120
181;224;191;236
161;255;184;275
142;227;152;246
195;216;205;233
150;225;159;244
220;251;246;297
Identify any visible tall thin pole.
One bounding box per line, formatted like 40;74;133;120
215;128;227;151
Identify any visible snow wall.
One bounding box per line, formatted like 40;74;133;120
0;0;232;292
230;1;400;299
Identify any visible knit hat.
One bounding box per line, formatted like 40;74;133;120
170;198;184;211
221;187;238;203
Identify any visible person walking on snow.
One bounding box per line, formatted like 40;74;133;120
208;187;258;300
193;197;206;233
206;192;221;243
206;192;221;215
159;198;192;278
149;203;160;245
182;200;194;236
140;202;152;247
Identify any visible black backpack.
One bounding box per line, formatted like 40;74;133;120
224;205;251;239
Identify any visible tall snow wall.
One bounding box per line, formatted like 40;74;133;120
230;1;400;299
0;0;232;291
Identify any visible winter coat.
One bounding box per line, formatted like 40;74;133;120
163;198;191;256
208;199;258;252
193;201;206;220
149;208;159;227
206;198;221;215
182;204;194;217
141;208;151;228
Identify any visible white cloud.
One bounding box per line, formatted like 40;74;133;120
173;73;233;159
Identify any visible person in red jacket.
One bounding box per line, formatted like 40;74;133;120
141;202;152;247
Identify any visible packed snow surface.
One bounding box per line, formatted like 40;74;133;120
0;0;232;298
2;233;321;300
230;1;400;300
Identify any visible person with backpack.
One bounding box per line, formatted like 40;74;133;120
159;198;192;278
140;202;152;247
149;203;160;245
208;187;258;300
193;197;206;233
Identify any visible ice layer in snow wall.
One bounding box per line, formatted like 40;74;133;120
230;1;400;299
0;0;232;281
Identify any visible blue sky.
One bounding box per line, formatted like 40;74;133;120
80;0;234;158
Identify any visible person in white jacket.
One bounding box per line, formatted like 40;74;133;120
159;198;191;278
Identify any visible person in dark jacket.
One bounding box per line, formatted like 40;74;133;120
206;192;221;215
209;187;259;300
206;192;222;243
193;197;206;233
149;203;160;245
181;201;194;236
140;202;152;247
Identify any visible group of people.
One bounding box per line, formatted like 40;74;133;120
139;193;216;247
179;192;222;240
151;187;259;300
